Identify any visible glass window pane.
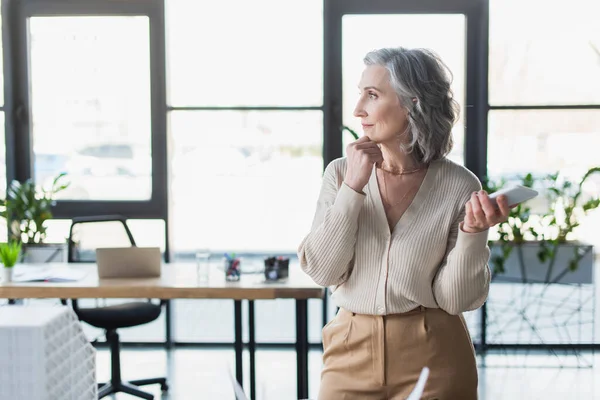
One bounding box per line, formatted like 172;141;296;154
0;112;5;200
169;111;323;253
43;219;71;244
44;218;165;250
29;16;153;200
489;0;600;105
0;13;4;105
0;112;5;242
342;14;466;165
254;300;295;343
487;110;600;248
308;297;324;343
128;219;167;252
166;0;323;107
245;297;324;344
173;299;234;342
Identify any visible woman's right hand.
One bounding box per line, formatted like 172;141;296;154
344;136;383;192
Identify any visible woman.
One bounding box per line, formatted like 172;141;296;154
298;47;510;399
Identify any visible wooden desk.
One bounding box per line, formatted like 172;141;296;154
0;262;324;400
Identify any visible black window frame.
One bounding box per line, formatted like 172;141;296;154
324;0;489;177
2;0;168;220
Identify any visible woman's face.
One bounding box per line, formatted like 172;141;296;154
353;65;409;144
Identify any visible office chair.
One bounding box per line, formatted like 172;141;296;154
67;215;168;400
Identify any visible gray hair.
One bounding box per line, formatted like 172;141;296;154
364;47;459;164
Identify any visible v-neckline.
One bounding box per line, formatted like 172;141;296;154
367;160;439;237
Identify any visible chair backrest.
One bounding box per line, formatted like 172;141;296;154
66;215;164;312
68;216;136;263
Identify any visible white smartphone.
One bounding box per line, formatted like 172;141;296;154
488;184;538;208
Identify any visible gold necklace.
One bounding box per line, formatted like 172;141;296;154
379;161;424;176
382;172;417;209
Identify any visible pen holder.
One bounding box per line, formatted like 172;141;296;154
225;257;241;281
264;256;289;281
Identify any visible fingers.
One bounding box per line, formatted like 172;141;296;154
464;201;475;227
354;142;380;150
353;140;382;159
361;149;383;156
478;191;497;218
479;191;510;224
469;192;485;225
496;195;511;217
346;136;379;157
477;191;506;224
464;191;511;232
355;147;380;155
352;142;382;166
370;152;383;164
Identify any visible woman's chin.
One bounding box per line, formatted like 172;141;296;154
374;134;400;146
362;132;377;142
365;134;382;144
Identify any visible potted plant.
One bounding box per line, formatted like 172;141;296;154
483;168;599;352
0;241;22;282
0;173;70;263
485;167;600;284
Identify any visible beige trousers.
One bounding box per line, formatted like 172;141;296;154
319;307;478;400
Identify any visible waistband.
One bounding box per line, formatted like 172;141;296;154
339;306;445;319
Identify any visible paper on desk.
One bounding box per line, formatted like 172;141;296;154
406;366;430;400
12;266;87;283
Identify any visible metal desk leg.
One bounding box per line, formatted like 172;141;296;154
248;300;256;400
234;300;244;388
295;299;309;399
165;300;173;350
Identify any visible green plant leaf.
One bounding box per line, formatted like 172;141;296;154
522;173;534;187
0;241;22;267
568;259;578;272
582;198;600;212
341;125;359;140
0;173;70;245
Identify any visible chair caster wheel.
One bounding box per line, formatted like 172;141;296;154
161;383;169;391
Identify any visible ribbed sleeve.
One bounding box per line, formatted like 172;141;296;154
432;224;491;315
298;160;365;286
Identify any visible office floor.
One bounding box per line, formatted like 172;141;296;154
96;348;599;400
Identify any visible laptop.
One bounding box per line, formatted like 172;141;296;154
96;247;162;278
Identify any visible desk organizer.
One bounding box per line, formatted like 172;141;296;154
264;256;290;281
0;305;97;400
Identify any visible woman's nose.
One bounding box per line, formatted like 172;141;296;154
353;103;366;118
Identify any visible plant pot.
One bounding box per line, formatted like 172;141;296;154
21;243;68;263
2;267;13;283
490;241;594;284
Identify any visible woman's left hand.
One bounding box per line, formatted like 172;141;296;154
462;190;510;234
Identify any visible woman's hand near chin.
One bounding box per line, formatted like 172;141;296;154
344;136;383;193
